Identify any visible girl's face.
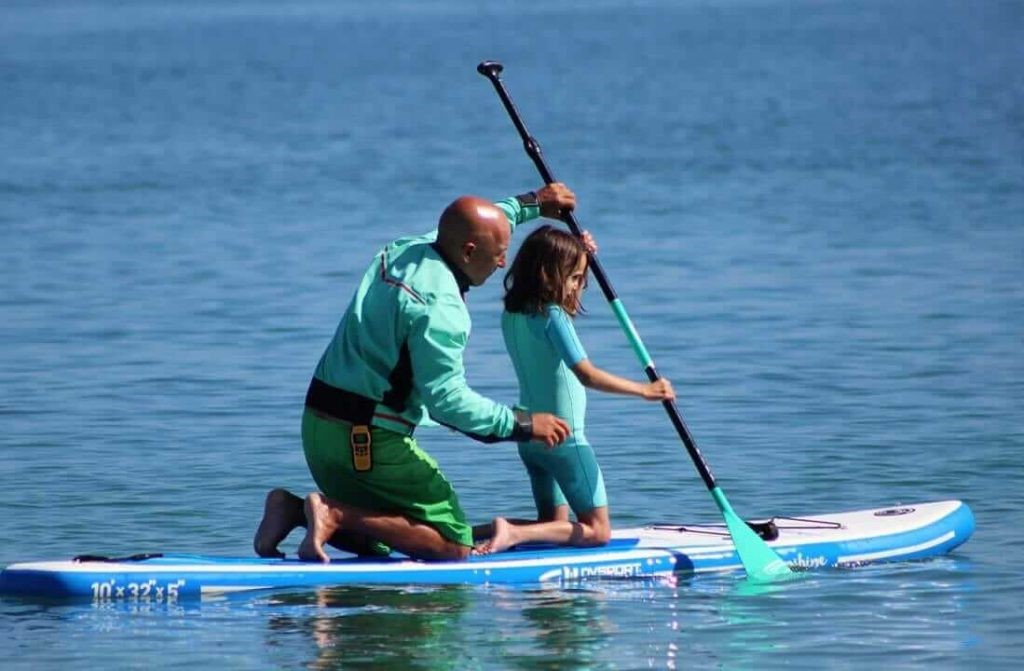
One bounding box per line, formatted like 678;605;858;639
564;252;588;307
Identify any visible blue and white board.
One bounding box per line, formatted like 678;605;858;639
0;500;974;600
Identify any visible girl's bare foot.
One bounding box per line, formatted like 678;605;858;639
472;517;518;555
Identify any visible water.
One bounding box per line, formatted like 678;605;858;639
1;0;1021;667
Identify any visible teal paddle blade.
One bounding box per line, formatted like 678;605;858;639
712;487;793;582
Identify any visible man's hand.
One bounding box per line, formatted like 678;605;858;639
536;183;576;219
530;412;571;447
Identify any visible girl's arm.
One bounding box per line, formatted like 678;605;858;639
570;359;675;401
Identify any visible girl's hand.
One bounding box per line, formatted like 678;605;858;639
641;378;675;401
580;230;598;255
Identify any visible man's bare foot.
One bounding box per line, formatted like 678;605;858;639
298;492;340;563
472;517;519;555
253;488;305;558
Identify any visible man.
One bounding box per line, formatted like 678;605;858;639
254;183;577;562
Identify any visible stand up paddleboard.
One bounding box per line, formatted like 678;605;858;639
0;500;973;600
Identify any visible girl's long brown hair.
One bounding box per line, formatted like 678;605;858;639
504;225;587;316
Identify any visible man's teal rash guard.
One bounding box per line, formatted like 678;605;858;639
312;197;540;440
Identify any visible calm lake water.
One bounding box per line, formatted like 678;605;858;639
1;0;1022;668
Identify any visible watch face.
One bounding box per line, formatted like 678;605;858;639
517;192;538;207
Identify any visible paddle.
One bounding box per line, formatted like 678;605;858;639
477;61;792;581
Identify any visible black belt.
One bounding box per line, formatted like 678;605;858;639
305;377;379;426
304;377;415;436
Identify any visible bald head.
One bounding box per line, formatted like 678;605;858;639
436;196;511;286
437;196;505;247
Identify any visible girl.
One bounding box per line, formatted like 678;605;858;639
475;225;675;554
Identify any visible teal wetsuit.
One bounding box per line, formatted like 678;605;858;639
502;304;608;514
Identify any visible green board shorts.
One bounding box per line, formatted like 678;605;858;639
301;408;474;552
517;439;608;515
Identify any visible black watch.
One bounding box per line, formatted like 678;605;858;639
511;409;533;441
515;191;539;208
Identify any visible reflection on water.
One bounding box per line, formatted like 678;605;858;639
226;563;981;669
660;560;979;669
262;586;472;670
486;587;615;670
260;584;628;670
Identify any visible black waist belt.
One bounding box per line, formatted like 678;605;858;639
305;377;378;426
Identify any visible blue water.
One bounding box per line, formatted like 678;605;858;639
2;0;1022;667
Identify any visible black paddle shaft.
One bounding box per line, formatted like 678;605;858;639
477;61;719;492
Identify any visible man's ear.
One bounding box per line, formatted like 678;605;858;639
461;241;477;263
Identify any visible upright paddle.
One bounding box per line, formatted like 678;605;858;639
477;61;792;581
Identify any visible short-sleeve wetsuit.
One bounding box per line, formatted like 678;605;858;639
502;304;608;514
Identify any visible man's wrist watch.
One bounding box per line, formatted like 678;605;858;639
511;409;533;441
515;191;539;209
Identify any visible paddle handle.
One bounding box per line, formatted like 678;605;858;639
477;61;717;492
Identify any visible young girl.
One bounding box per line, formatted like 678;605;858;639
475;225;675;554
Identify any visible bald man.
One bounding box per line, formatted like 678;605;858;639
254;184;577;562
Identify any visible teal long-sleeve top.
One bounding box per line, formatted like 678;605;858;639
312;196;540;440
